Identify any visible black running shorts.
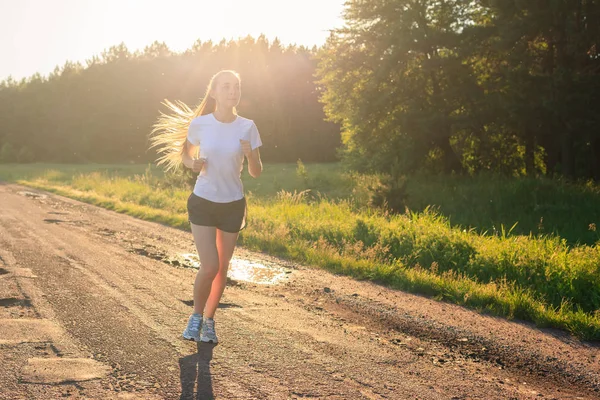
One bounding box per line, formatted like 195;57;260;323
187;193;247;233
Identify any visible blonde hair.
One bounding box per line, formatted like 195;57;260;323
149;69;241;171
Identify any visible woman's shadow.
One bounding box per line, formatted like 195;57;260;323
179;342;217;400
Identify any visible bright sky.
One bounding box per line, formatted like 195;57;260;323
0;0;346;81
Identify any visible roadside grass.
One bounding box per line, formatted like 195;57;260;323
2;163;599;340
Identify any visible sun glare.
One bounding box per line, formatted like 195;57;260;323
1;0;345;80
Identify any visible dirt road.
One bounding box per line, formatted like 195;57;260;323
0;182;598;399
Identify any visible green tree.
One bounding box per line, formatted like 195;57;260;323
317;0;600;179
479;0;600;178
317;0;481;175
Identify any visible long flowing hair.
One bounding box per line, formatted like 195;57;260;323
149;70;240;171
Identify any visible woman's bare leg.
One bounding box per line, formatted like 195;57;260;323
203;229;239;318
190;223;219;315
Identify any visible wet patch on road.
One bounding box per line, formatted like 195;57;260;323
177;253;292;285
130;245;292;285
43;218;89;227
18;191;48;200
0;297;33;308
97;227;117;236
228;258;291;285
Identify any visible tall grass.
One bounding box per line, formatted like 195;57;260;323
1;163;599;340
402;174;600;246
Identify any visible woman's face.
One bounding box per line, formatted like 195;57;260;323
211;73;241;109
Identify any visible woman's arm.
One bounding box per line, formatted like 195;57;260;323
182;140;205;172
240;139;262;178
247;148;262;178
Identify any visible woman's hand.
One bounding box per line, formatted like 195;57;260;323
240;139;252;157
191;157;206;173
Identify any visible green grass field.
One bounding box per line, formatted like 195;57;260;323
1;163;599;340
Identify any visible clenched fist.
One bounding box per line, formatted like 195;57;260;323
240;139;252;157
191;157;207;173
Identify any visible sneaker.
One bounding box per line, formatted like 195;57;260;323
182;313;202;341
200;318;218;343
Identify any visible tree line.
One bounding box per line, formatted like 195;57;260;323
317;0;600;179
0;36;340;164
1;1;599;181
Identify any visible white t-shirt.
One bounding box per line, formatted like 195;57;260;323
186;113;262;203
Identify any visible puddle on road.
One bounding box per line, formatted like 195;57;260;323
230;258;291;285
130;247;292;284
18;191;47;200
43;218;88;227
177;253;199;268
177;253;291;285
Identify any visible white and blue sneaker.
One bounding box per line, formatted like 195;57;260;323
182;313;202;342
200;318;218;343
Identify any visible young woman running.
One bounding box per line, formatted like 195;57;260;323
150;70;262;343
